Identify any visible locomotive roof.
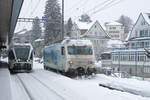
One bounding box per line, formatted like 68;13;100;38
61;39;92;46
9;43;33;49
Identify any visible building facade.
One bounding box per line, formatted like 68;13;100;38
81;21;111;60
111;13;150;78
105;21;125;40
70;21;110;60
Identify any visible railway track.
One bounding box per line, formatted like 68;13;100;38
15;73;65;100
16;75;34;100
29;74;65;100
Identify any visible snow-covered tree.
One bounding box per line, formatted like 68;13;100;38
65;18;73;37
44;0;61;45
79;13;92;23
31;16;42;46
117;15;133;33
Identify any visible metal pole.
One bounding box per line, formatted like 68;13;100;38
61;0;64;41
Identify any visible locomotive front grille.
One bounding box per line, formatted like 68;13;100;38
13;63;31;70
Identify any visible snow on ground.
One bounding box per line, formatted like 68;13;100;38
32;69;149;100
88;74;150;97
0;57;8;62
9;59;150;100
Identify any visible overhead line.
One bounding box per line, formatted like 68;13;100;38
91;0;123;16
86;0;112;14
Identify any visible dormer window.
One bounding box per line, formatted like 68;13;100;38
141;21;145;25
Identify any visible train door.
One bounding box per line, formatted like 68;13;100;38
61;46;66;69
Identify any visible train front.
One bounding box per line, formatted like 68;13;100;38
65;40;96;75
8;44;33;72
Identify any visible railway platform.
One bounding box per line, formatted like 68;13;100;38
0;61;12;100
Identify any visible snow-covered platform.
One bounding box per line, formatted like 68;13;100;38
0;68;12;100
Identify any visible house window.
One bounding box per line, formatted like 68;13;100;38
141;21;146;25
140;30;149;37
131;43;135;48
140;42;144;48
145;30;148;36
95;32;97;36
145;42;150;48
140;30;144;37
135;30;138;37
112;27;116;29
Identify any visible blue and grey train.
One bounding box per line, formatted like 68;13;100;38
8;43;33;72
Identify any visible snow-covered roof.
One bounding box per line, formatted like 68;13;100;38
142;13;150;25
127;13;150;41
129;37;150;41
61;39;92;46
112;48;150;52
35;38;44;42
106;21;122;26
107;39;124;48
75;20;94;30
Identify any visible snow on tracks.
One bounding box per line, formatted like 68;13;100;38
13;73;64;100
11;75;31;100
31;69;86;100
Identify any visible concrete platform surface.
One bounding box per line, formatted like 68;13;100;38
0;68;12;100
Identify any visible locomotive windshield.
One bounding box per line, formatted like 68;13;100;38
101;53;111;60
14;46;30;60
67;46;93;55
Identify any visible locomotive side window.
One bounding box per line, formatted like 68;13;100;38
61;47;65;55
30;51;33;60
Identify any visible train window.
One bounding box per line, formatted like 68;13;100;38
9;50;15;60
30;51;33;60
61;47;65;55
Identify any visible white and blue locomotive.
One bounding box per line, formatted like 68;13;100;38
43;39;96;76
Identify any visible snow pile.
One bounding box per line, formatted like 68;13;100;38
93;74;150;98
0;57;8;62
33;58;43;69
35;38;44;42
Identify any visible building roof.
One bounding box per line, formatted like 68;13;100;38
35;38;44;42
106;21;122;26
75;20;94;30
127;13;150;41
81;20;110;38
142;13;150;25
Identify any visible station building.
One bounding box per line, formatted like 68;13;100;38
111;13;150;77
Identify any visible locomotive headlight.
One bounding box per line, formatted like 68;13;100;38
15;59;18;62
18;59;20;62
69;60;73;64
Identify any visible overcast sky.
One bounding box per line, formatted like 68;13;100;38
15;0;150;32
